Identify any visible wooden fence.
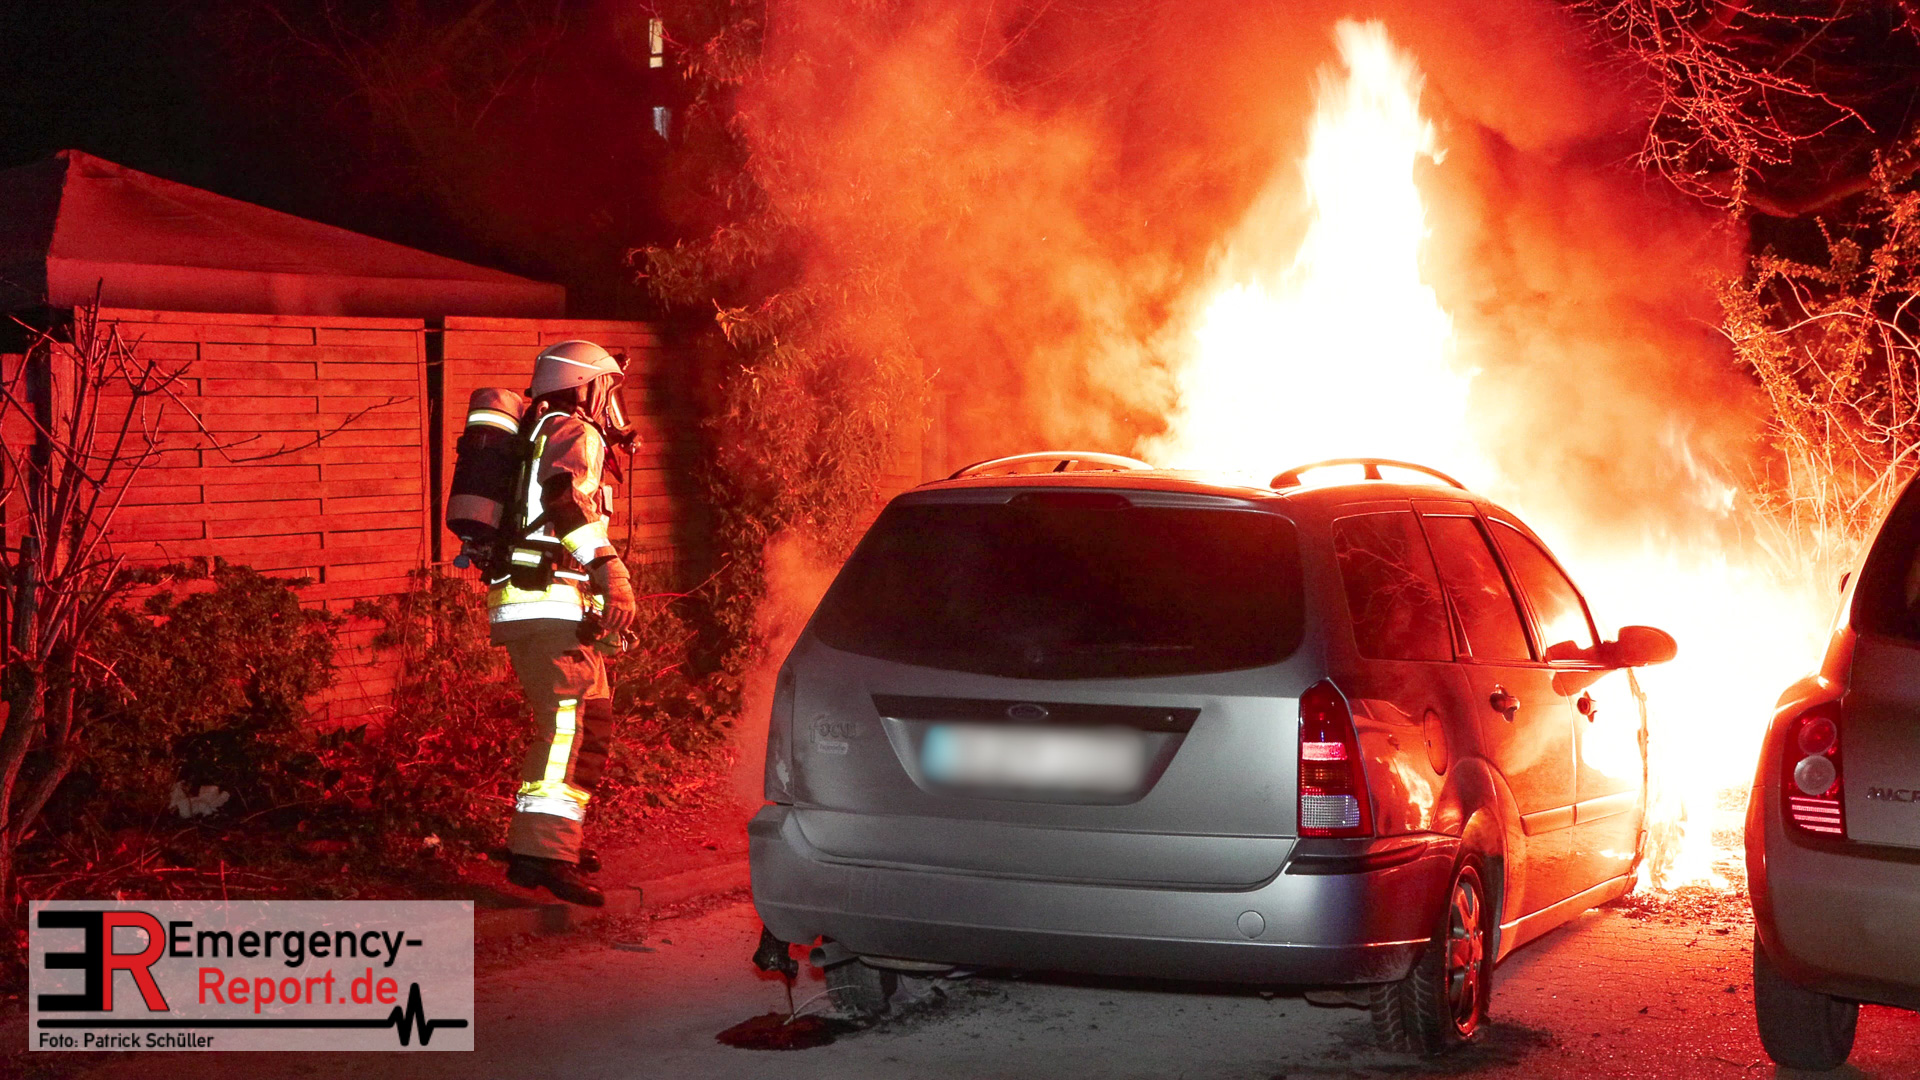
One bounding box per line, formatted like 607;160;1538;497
3;307;696;724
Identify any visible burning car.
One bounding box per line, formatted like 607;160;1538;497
1747;472;1920;1071
750;453;1676;1053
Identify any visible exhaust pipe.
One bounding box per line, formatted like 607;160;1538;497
808;938;855;969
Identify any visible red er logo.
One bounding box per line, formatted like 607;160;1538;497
37;910;172;1012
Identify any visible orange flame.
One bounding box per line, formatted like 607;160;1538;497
1144;21;1479;481
1146;19;1831;888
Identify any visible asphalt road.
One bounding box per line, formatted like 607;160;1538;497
20;883;1920;1080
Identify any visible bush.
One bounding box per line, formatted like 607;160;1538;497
27;560;738;885
594;566;739;833
332;571;524;860
335;566;738;862
80;563;340;819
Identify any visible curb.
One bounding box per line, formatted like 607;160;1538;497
475;858;750;942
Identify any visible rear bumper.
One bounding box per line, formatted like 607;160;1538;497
749;804;1457;986
1750;785;1920;1011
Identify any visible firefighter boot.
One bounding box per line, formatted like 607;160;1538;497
507;854;606;907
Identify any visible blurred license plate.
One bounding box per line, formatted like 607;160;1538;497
921;724;1146;794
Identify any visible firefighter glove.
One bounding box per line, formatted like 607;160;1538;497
589;555;638;633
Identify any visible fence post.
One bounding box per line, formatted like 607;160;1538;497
425;316;446;565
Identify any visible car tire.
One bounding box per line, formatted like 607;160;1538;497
1753;934;1857;1071
825;959;898;1019
1370;858;1491;1055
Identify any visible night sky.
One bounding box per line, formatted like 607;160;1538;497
0;1;680;317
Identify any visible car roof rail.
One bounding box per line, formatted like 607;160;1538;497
1270;457;1467;491
947;451;1154;480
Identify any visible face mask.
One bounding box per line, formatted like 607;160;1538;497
595;374;639;448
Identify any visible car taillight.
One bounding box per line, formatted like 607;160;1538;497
1782;702;1844;837
1299;680;1373;838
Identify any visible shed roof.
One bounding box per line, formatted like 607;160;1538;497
0;150;565;318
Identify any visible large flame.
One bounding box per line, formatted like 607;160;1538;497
1145;21;1479;480
1147;20;1831;887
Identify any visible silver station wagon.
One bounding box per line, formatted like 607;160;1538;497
1748;470;1920;1071
750;453;1676;1052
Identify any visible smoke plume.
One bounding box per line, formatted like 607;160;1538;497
719;0;1767;555
717;0;1817;875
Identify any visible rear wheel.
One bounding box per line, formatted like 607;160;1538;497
1753;935;1857;1071
824;959;898;1019
1371;859;1491;1054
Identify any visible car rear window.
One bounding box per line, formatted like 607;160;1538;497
810;497;1304;679
1851;477;1920;639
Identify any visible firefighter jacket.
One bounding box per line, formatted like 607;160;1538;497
486;409;619;624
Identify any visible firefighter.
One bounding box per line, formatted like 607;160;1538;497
491;340;639;907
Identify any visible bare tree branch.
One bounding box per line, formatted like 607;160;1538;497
0;300;390;900
1569;0;1876;214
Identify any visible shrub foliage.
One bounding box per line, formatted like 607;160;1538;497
85;563;340;813
338;568;737;861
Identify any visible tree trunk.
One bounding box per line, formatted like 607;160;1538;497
12;673;75;854
0;689;26;903
0;538;40;903
11;742;72;855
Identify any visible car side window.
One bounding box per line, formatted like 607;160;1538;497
1490;521;1597;659
1333;511;1452;661
1420;514;1533;662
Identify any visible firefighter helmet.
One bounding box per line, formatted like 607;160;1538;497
530;340;621;398
529;340;636;447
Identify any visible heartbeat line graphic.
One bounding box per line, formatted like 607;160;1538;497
38;982;469;1047
385;982;466;1046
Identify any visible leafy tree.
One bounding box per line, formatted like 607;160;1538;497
636;0;921;665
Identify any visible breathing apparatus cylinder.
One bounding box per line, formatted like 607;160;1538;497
447;387;528;567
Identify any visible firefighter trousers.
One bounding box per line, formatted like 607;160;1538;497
492;617;613;863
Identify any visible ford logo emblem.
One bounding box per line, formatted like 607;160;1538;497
1006;703;1049;722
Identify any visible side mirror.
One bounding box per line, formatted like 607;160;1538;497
1603;625;1677;668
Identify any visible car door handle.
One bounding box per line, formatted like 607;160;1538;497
1489;686;1519;721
